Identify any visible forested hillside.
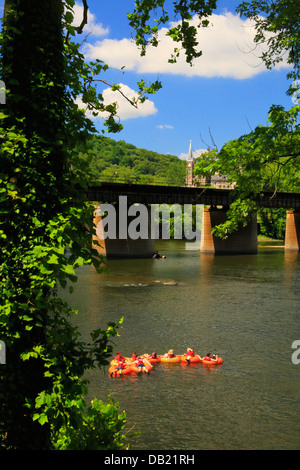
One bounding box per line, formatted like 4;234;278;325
77;134;186;185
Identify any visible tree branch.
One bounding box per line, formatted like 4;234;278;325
262;151;300;165
83;78;139;110
65;0;89;42
76;0;88;35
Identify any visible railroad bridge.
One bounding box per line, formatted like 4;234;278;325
80;182;300;257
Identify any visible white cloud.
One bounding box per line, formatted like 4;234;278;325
179;148;207;160
75;83;157;121
83;12;290;79
102;84;157;120
72;3;109;37
157;124;174;129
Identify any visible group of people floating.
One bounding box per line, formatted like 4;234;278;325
109;348;223;377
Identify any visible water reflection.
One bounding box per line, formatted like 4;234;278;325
284;250;300;296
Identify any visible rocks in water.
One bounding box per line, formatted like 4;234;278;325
152;251;166;259
154;280;178;286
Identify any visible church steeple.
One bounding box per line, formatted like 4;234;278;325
185;140;194;186
187;140;193;162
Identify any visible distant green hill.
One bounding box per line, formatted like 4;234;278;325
77;134;186;186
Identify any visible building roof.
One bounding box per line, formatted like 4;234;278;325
186;140;194;162
211;173;228;182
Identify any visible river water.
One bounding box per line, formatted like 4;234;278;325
64;240;300;450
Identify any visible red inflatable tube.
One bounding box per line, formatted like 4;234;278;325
180;354;201;363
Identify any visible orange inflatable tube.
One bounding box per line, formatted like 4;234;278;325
148;357;160;364
130;363;152;373
108;365;132;377
141;354;161;364
110;357;130;366
201;357;223;366
160;355;181;363
180;354;201;364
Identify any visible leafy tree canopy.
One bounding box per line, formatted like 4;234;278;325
0;0;219;450
195;104;300;196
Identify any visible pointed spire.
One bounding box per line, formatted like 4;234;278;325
187;140;193;162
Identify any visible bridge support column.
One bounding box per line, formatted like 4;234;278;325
200;207;258;255
285;210;300;251
92;203;155;259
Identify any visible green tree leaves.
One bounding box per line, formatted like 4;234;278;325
237;0;300;83
127;0;217;64
0;0;127;450
195;104;300;238
218;105;300;196
77;134;186;185
52;396;131;450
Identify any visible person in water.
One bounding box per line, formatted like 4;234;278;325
111;358;125;377
162;349;175;358
143;352;157;359
136;356;149;373
201;353;218;362
141;353;157;366
185;348;195;362
149;352;158;359
152;251;166;259
114;352;126;362
202;353;211;361
116;360;125;370
130;352;138;362
187;348;195;357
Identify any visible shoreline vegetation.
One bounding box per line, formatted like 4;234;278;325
258;235;283;240
257;235;285;248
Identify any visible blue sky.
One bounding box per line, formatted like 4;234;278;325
1;1;294;159
75;0;292;158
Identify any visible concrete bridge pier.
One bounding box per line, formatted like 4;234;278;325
92;203;155;259
285;210;300;251
200;206;258;255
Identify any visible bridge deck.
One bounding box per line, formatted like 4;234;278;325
80;182;300;209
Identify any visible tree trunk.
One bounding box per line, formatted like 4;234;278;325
1;0;65;450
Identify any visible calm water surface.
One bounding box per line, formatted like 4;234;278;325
64;240;300;450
